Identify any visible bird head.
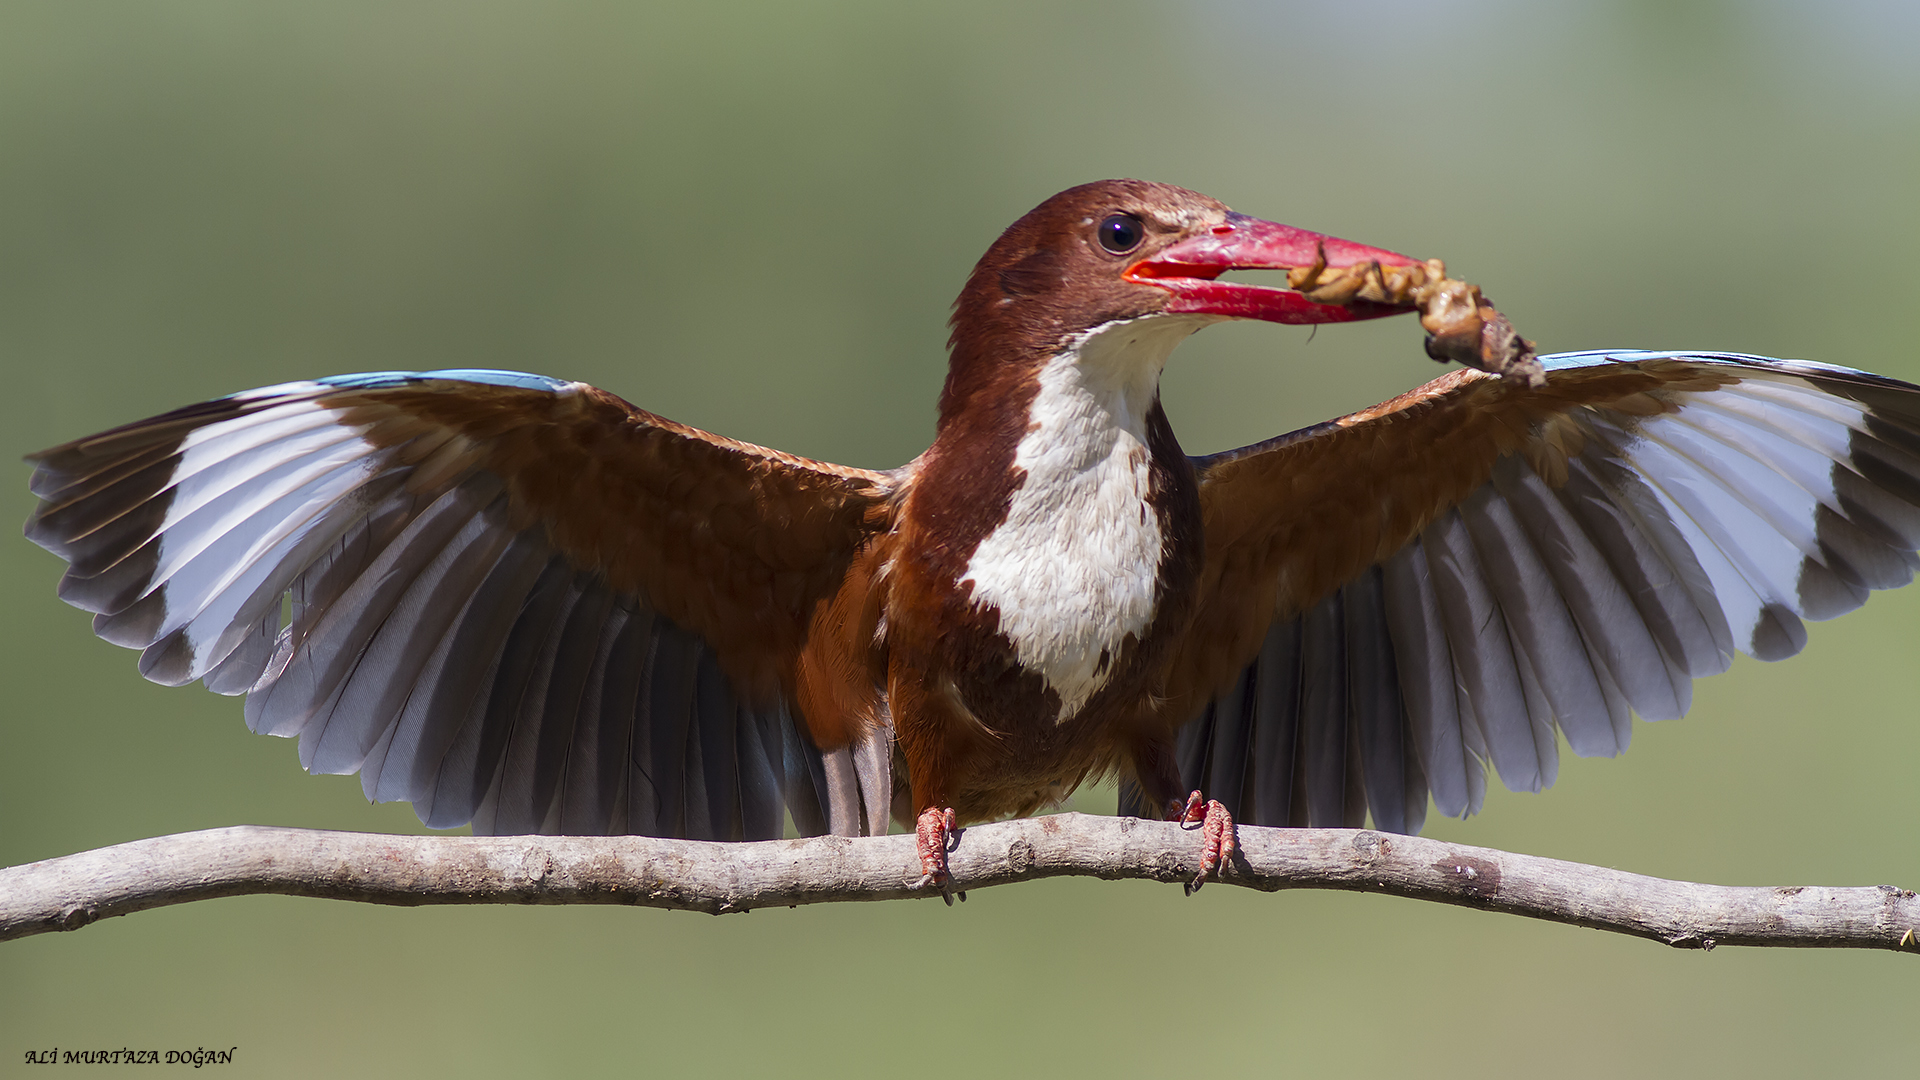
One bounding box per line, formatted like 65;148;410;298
941;179;1422;422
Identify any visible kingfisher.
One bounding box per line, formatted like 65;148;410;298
26;180;1920;890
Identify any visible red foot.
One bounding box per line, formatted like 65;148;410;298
1170;790;1236;893
914;806;958;890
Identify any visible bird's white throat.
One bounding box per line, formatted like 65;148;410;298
962;314;1212;722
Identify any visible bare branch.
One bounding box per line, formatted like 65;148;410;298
3;815;1915;951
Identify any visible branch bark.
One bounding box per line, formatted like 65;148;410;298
4;815;1915;952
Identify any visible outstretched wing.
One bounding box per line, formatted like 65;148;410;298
25;369;898;840
1135;352;1920;834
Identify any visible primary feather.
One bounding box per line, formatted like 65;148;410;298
26;369;894;840
1158;351;1920;827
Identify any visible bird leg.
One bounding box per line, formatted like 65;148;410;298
913;806;958;892
1171;791;1236;894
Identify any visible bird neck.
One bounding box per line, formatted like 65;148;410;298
933;313;1210;455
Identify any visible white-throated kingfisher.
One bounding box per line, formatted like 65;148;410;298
27;180;1920;890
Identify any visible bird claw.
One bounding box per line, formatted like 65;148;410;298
912;806;958;895
1169;790;1236;894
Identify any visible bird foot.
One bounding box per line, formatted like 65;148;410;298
1170;791;1236;894
912;806;958;896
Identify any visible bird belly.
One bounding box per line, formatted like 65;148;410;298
935;676;1135;821
892;642;1156;825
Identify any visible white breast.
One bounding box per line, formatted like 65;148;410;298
961;314;1212;722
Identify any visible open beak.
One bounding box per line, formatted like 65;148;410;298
1125;212;1425;325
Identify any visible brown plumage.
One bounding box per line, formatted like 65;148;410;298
26;180;1920;887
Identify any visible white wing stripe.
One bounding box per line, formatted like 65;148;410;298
167;405;360;517
91;454;395;649
1635;419;1824;569
1680;389;1858;463
1721;375;1879;428
148;469;412;685
1667;400;1915;592
144;438;386;603
1596;422;1803;655
1668;399;1847;513
153;457;395;641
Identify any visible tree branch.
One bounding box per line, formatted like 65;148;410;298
3;815;1915;951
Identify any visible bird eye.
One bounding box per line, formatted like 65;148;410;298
1096;213;1145;255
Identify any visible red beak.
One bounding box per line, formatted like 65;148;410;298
1126;212;1424;325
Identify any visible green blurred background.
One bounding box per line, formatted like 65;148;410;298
3;1;1917;1075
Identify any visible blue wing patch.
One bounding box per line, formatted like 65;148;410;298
310;369;575;393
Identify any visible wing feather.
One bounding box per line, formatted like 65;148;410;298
25;369;892;839
1297;587;1352;826
693;649;742;841
308;484;518;774
384;530;551;807
555;604;641;834
1201;653;1254;817
1248;618;1305;828
644;618;701;838
1381;540;1478;817
1343;565;1418;835
1425;507;1552;792
513;576;617;836
1168;351;1920;832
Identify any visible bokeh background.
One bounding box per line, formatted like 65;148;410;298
3;1;1917;1075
